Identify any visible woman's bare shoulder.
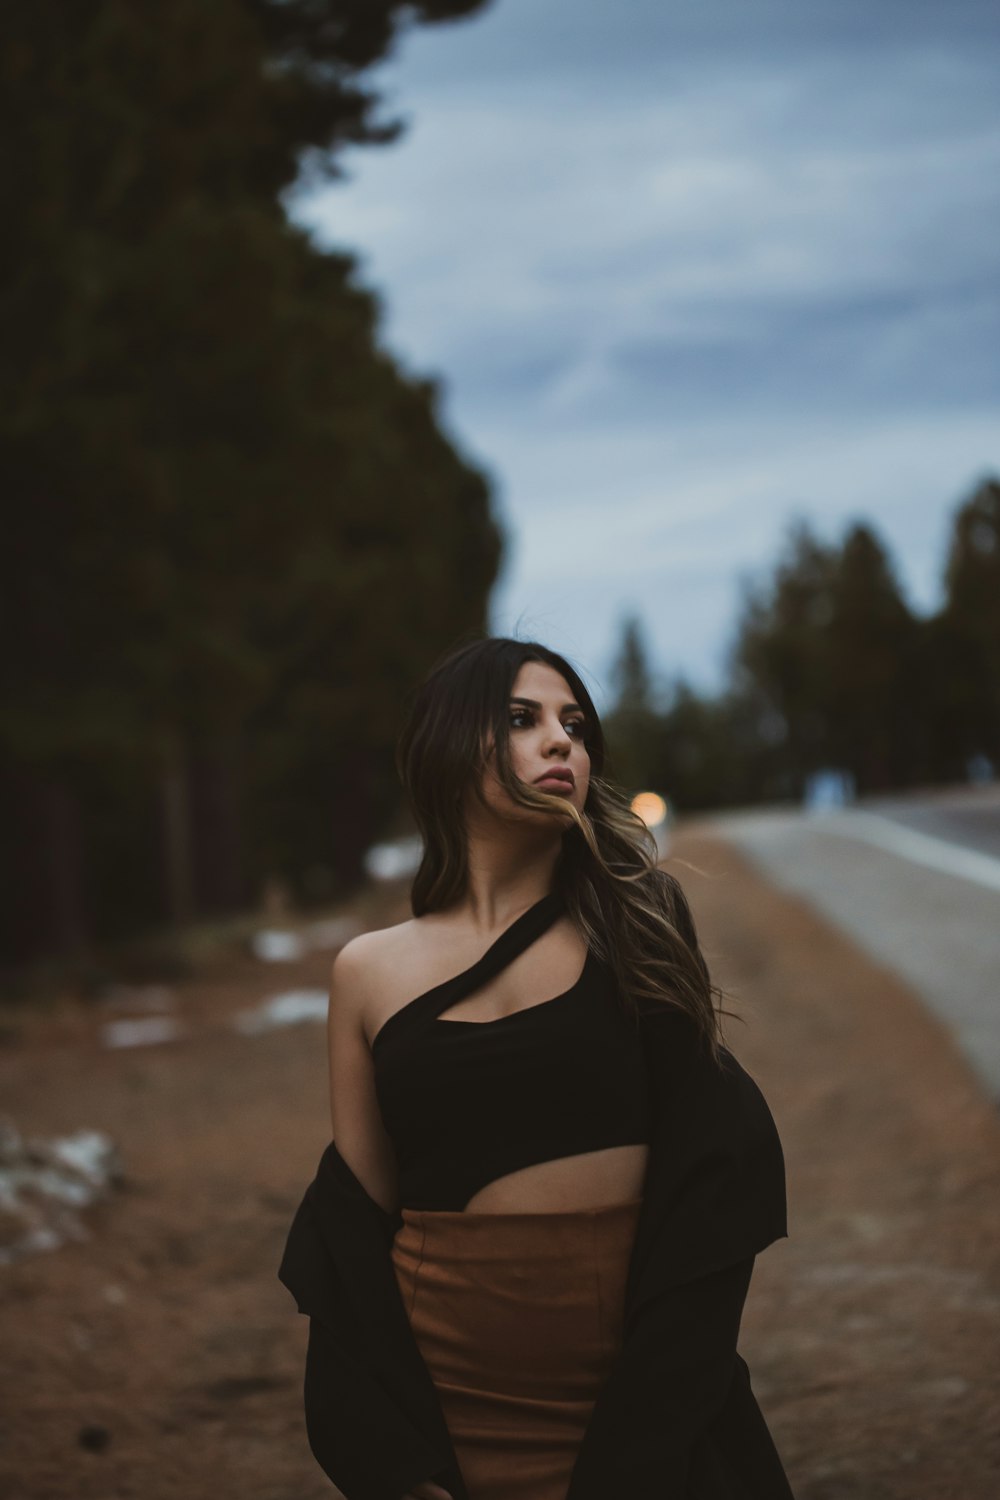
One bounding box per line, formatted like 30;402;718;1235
334;910;450;971
330;911;458;1014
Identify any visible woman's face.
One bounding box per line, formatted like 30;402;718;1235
476;659;591;823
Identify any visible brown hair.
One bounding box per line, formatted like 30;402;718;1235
395;633;726;1062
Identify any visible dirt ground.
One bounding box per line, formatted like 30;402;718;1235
2;827;998;1500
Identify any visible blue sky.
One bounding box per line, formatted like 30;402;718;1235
290;0;1000;711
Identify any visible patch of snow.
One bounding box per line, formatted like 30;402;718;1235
232;989;329;1036
100;1016;186;1049
0;1121;123;1267
363;836;423;881
47;1130;121;1187
250;914;360;963
251;929;307;962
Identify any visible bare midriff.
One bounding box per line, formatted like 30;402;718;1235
461;1143;649;1214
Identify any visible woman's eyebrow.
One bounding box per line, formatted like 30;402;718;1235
510;697;584;713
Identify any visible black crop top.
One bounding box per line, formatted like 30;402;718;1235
371;888;652;1211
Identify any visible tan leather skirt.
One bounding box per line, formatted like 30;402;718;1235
390;1197;643;1500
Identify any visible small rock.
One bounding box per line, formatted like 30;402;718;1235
77;1423;111;1453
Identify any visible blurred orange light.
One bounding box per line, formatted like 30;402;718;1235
631;791;668;827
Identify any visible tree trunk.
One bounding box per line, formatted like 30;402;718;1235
191;737;245;914
158;735;195;926
39;775;89;955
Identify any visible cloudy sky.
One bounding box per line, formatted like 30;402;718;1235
291;0;1000;710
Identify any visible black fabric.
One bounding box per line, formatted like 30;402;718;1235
623;999;791;1313
279;1140;468;1500
304;1318;450;1500
277;891;795;1499
371;890;651;1211
563;1256;758;1497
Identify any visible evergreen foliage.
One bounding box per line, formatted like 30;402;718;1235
605;476;1000;813
0;0;496;968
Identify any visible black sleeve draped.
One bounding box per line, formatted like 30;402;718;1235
278;1146;469;1500
565;1005;793;1498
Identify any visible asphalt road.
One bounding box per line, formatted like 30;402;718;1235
862;787;1000;862
700;783;1000;1102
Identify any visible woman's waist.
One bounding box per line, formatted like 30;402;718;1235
395;1138;650;1216
392;1194;643;1271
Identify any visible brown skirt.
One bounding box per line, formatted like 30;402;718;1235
390;1196;643;1500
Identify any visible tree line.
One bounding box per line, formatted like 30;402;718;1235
0;1;495;975
604;476;1000;811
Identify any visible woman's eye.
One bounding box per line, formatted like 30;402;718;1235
509;710;587;738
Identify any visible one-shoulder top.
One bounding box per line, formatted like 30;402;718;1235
371;888;652;1211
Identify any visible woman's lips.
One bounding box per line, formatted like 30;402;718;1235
535;774;574;794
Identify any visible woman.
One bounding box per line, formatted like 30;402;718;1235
278;634;794;1500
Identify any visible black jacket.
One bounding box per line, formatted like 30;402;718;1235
278;1004;794;1499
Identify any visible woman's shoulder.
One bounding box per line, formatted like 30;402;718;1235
331;916;421;998
334;906;461;976
331;909;465;1035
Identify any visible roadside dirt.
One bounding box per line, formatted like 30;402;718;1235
2;827;998;1500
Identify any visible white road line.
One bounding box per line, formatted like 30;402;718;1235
810;809;1000;894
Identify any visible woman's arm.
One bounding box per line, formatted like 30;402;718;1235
283;939;457;1500
326;935;401;1216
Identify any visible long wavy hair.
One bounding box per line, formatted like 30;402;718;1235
395;634;728;1063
